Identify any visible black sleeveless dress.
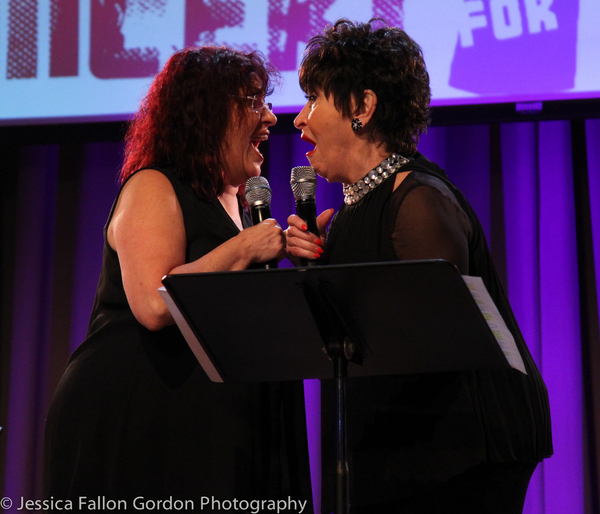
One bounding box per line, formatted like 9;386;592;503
320;153;552;510
43;168;313;510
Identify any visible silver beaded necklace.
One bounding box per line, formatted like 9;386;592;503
342;153;410;205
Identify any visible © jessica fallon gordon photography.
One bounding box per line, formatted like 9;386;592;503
3;495;310;513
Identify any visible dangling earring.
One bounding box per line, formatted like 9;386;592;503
351;118;362;133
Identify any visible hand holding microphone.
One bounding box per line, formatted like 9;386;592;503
288;166;334;266
291;166;319;237
244;176;280;269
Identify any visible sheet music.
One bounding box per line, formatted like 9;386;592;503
462;276;527;375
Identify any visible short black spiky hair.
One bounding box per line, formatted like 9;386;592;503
299;19;431;156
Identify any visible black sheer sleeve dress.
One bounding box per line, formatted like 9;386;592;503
319;153;552;513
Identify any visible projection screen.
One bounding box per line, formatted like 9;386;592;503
1;0;599;125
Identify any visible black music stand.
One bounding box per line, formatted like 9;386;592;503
160;260;514;514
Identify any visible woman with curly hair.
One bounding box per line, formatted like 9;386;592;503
43;47;313;508
287;19;552;513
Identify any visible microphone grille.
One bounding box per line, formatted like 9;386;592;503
244;176;272;206
290;166;317;200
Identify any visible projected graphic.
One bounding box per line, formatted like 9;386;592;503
1;0;599;123
449;1;578;95
88;0;402;77
6;0;38;79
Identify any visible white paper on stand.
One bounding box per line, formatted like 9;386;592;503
462;276;527;375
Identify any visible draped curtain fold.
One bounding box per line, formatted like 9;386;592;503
1;119;598;513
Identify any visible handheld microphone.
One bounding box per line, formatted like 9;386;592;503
244;176;278;269
290;166;318;267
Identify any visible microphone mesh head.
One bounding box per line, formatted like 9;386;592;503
244;176;272;206
290;166;317;200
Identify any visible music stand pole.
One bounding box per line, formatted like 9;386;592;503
328;338;349;514
311;279;367;514
335;342;351;514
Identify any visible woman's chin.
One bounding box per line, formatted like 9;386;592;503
248;164;263;178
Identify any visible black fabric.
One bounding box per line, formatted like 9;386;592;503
43;168;313;510
320;153;552;511
351;461;537;514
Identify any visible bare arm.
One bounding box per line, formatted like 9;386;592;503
108;169;286;331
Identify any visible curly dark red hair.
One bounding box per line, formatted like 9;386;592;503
299;19;430;156
120;46;277;198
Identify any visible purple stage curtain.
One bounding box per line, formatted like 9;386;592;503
1;119;599;513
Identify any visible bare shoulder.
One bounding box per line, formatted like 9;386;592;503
113;169;180;217
120;168;176;203
108;168;182;249
393;170;413;191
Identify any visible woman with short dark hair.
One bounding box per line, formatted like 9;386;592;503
287;19;552;513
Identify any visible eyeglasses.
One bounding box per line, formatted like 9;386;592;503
241;95;273;114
